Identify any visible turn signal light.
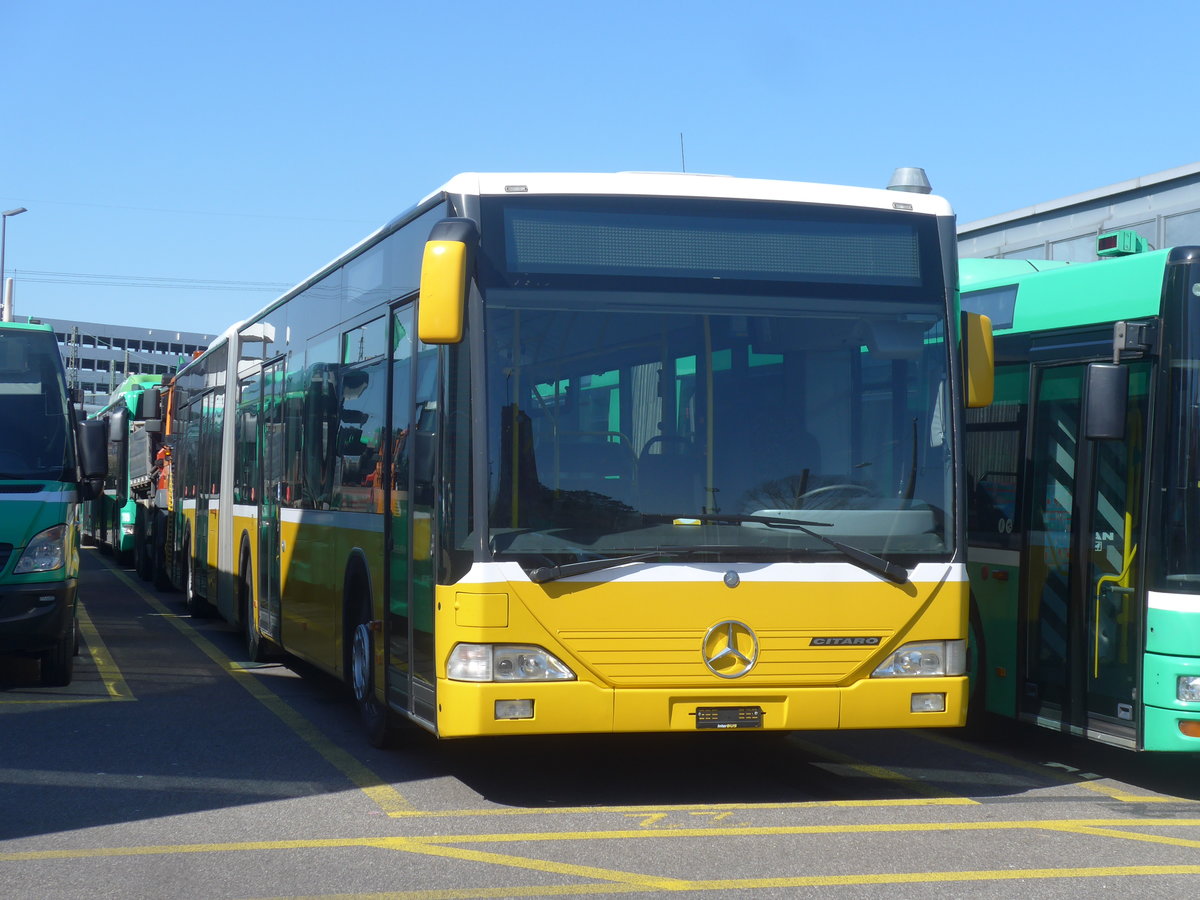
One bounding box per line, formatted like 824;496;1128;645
1178;720;1200;739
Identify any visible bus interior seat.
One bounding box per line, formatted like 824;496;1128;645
552;437;635;504
638;439;703;514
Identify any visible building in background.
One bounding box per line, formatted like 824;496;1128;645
958;161;1200;261
34;318;216;413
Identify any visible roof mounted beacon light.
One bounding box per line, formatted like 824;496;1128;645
1097;230;1150;258
886;167;933;194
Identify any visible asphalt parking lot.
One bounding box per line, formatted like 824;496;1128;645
3;549;1200;899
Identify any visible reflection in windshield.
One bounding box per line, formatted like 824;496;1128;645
0;330;72;481
484;297;951;566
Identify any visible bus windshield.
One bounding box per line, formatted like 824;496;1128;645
478;196;953;567
0;327;73;481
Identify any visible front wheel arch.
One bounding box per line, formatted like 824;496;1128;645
344;557;397;748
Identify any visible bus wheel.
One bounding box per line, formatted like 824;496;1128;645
134;509;153;581
350;607;396;749
40;615;76;687
183;540;213;618
241;555;271;663
963;596;998;739
151;512;172;591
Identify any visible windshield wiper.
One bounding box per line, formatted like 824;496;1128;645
529;551;662;584
644;512;910;585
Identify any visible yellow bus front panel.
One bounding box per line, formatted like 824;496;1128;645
432;561;967;737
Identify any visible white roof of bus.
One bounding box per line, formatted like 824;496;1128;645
200;170;952;359
425;171;953;217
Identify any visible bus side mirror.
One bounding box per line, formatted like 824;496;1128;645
418;217;478;345
1085;363;1128;440
140;387;161;420
962;311;994;408
77;418;108;481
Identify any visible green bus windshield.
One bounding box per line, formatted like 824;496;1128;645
0;326;74;481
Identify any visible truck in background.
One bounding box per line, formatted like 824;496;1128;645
82;374;163;568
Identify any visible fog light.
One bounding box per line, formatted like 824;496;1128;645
1178;676;1200;703
495;699;534;720
1178;719;1200;739
911;693;946;713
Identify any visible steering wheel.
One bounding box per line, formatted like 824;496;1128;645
640;435;692;458
797;483;873;502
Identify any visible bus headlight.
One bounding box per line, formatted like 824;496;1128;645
1178;676;1200;703
14;525;68;574
447;644;576;682
871;640;966;678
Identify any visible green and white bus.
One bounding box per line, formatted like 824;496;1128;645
82;373;163;565
961;231;1200;751
0;320;106;685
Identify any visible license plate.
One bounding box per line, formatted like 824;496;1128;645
695;706;764;729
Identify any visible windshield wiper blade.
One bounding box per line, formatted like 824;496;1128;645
645;512;909;585
529;552;662;584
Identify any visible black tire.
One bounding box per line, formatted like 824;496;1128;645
133;508;151;581
241;552;272;663
963;596;1000;740
151;512;172;591
349;595;397;749
40;615;76;687
183;538;214;618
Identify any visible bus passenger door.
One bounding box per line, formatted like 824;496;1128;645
409;336;440;724
1084;363;1148;740
1023;363;1147;745
258;357;286;645
385;305;415;718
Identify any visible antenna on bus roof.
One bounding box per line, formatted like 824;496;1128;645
680;133;687;173
887;167;932;194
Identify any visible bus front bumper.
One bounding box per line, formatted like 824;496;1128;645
433;676;968;738
0;579;77;655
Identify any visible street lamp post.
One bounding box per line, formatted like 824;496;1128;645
1;207;28;322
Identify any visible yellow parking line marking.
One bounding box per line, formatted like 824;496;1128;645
9;822;1200;896
1045;823;1200;849
913;730;1186;803
9;817;1200;862
77;599;133;700
388;796;975;819
100;561;414;815
371;838;691;891
225;864;1200;898
1071;780;1177;803
789;736;977;802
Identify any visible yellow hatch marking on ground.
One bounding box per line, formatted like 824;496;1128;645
368;838;691;890
388;796;975;819
102;562;414;815
1071;780;1178;803
788;736;978;802
9;825;1200;898
913;729;1187;803
76;599;134;700
0;596;132;705
9;818;1200;862
1043;822;1200;849
226;865;1200;899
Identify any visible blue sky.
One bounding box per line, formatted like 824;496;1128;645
6;0;1197;336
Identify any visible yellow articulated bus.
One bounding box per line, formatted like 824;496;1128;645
164;170;992;746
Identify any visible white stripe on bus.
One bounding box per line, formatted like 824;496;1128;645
1148;591;1200;614
459;560;963;585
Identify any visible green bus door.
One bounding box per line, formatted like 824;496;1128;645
1023;363;1148;746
